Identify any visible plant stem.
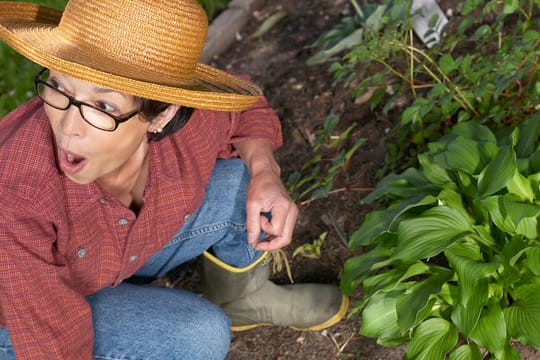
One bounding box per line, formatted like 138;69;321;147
299;186;374;206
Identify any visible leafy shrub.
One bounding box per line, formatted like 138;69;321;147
312;0;539;172
330;0;540;358
342;118;540;359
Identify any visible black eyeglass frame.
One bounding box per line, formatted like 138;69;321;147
34;68;140;132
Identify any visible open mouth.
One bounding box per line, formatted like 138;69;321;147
66;152;84;165
59;148;87;175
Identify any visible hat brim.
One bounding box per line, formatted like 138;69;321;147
0;2;262;111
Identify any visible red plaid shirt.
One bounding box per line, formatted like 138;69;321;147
0;96;281;359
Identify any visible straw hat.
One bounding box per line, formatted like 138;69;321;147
0;0;262;111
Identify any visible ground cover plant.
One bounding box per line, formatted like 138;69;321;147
329;0;540;358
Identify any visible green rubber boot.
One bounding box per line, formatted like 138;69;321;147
202;251;349;331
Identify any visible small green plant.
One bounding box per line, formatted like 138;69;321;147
286;114;366;204
293;231;327;259
341;118;540;358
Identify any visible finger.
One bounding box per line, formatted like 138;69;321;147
280;203;298;245
255;235;289;251
259;204;287;237
246;201;263;247
256;205;298;251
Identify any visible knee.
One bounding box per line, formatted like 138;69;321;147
178;303;231;359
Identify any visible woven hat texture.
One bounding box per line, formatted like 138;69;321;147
0;0;262;111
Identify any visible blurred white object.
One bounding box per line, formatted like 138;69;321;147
411;0;448;47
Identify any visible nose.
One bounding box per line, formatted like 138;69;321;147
59;104;85;136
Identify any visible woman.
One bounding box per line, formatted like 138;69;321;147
0;0;348;359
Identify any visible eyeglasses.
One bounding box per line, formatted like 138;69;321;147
34;68;140;131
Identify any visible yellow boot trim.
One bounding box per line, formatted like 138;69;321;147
291;294;349;331
230;295;350;332
202;250;269;273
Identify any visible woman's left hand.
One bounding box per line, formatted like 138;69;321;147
245;169;298;251
234;139;298;251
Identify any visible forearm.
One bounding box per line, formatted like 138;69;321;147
233;139;281;177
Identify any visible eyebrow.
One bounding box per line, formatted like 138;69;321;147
94;87;129;98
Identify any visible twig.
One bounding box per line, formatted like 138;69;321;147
327;212;348;247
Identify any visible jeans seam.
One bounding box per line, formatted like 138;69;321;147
163;221;246;248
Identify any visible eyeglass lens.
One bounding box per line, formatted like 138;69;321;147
36;80;118;131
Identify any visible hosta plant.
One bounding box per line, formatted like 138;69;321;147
341;117;540;359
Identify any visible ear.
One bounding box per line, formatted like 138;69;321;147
148;105;181;133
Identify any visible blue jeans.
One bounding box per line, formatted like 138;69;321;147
0;158;261;359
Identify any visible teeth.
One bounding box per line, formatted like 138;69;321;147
67;153;74;163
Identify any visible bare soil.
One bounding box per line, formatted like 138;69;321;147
164;0;540;358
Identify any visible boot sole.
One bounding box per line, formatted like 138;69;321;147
231;295;349;332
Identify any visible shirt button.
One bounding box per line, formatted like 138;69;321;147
99;198;108;205
77;248;87;258
129;255;138;262
118;218;129;225
184;213;192;222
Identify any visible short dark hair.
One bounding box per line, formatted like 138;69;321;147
136;98;194;142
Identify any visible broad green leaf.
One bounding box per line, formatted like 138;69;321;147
446;245;499;287
392;206;473;262
396;272;452;331
450;283;487;336
499;345;521;360
504;284;540;347
418;153;454;185
440;282;459;306
449;343;482;360
480;196;515;233
341;246;393;294
470;303;507;356
438;188;465;211
348;210;392;249
360;290;404;341
350;194;437;249
472;224;497;248
398;261;432;281
525;246;540;276
450;121;496;144
447;244;497;335
363;168;436;203
481;194;540;236
515;217;537;239
362;267;406;296
515;113;540;158
506;170;534;202
432;137;483;174
506;200;540;227
478;146;516;197
405;318;458;360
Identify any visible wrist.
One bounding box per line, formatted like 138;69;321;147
248;152;281;177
